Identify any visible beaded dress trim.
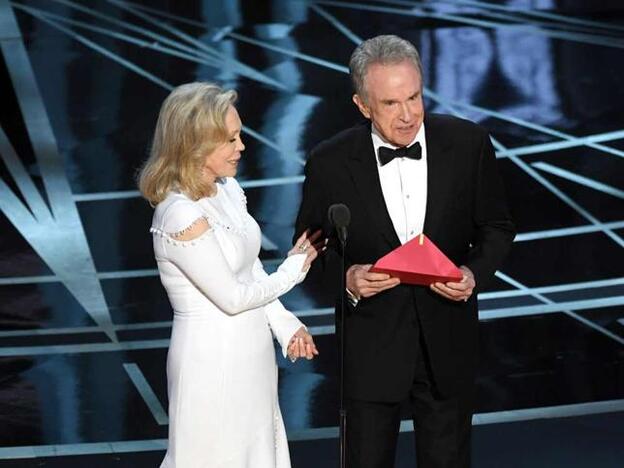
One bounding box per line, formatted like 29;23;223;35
150;180;248;245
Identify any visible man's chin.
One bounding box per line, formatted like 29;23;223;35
390;129;418;146
394;136;417;147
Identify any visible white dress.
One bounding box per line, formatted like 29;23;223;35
150;178;306;468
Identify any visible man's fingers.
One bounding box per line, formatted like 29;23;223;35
436;280;473;294
360;281;399;297
444;276;475;290
437;283;470;296
451;266;476;290
430;284;456;300
371;278;401;291
360;271;393;282
360;289;378;298
352;276;400;297
430;283;470;301
356;277;399;290
348;264;401;298
440;287;468;299
377;279;401;292
356;277;395;290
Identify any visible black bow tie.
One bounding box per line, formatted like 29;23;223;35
378;142;422;166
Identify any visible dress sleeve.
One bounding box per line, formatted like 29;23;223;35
252;259;304;357
157;200;307;315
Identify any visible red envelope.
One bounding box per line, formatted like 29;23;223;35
370;234;463;285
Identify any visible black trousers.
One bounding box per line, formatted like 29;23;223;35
345;334;474;468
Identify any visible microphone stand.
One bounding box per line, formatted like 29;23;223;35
327;204;350;468
338;234;347;468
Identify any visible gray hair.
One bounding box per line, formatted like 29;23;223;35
349;35;423;101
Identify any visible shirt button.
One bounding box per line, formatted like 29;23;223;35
410;230;414;235
406;194;410;199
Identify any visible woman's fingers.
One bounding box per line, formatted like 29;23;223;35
288;339;297;356
289;327;319;361
290;229;327;266
302;248;319;270
294;229;317;249
311;239;325;250
293;228;324;251
294;229;310;248
303;334;313;359
301;332;318;355
307;229;323;244
306;335;319;356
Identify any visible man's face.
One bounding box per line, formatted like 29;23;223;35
353;60;424;148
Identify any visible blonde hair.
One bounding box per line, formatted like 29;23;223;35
138;82;237;205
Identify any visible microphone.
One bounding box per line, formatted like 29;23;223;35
328;203;351;245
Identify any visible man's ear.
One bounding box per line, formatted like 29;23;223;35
352;94;371;119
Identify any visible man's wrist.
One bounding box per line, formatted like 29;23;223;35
346;287;360;307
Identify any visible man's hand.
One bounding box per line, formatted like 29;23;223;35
346;264;401;299
430;265;475;302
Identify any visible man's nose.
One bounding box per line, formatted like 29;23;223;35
399;103;411;122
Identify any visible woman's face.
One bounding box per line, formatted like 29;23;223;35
203;105;245;182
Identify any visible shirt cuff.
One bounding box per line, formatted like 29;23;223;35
346;288;360;307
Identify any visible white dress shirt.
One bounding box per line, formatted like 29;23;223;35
372;123;428;245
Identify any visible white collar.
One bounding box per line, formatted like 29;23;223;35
371;122;425;165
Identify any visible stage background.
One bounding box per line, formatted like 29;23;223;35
0;0;623;466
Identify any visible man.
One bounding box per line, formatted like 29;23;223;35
295;35;515;467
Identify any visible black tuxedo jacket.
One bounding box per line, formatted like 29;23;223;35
295;114;515;401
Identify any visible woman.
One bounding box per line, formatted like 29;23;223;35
138;82;322;468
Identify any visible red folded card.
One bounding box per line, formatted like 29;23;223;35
370;234;463;285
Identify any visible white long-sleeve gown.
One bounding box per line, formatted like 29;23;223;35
150;178;306;468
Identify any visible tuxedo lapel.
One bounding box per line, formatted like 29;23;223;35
423;115;455;240
345;125;401;249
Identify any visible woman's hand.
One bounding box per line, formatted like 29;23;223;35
287;326;319;362
289;229;326;271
